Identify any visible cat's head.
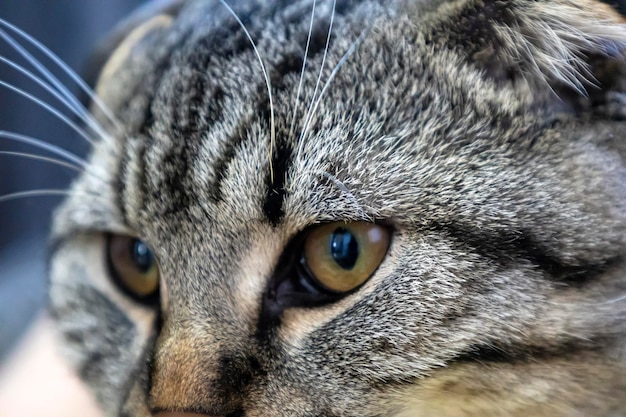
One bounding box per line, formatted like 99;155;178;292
49;0;626;416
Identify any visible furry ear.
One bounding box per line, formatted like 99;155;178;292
441;0;626;115
83;0;184;108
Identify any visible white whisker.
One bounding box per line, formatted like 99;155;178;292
0;150;83;173
0;55;108;140
0;20;123;133
297;32;366;159
321;171;371;220
0;130;86;166
0;150;109;184
0;26;84;120
549;294;626;307
216;0;276;181
601;294;626;305
0;189;109;205
288;0;317;141
0;80;96;145
300;0;337;142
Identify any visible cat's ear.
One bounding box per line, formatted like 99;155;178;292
441;0;626;116
83;0;184;108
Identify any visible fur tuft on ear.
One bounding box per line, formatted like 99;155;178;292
493;0;626;95
436;0;626;109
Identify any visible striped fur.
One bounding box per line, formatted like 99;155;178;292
49;1;626;416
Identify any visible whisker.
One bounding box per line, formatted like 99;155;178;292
0;150;109;185
297;32;367;159
0;20;123;133
0;80;96;145
0;26;84;121
288;0;317;141
300;0;337;141
0;189;109;205
320;171;371;221
549;294;626;307
0;150;83;173
313;33;366;106
216;0;276;181
600;294;626;305
0;130;87;166
0;55;108;139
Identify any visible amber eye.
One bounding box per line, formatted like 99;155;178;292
302;222;390;293
106;235;160;302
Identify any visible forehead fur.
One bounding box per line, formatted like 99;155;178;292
75;0;626;259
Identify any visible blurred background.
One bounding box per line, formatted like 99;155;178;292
0;0;144;362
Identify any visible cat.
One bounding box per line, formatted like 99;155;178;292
36;0;626;415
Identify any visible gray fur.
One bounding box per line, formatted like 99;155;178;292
49;0;626;416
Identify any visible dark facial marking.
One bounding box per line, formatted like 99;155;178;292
263;143;293;226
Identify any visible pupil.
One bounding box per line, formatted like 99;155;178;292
132;240;154;273
329;228;359;270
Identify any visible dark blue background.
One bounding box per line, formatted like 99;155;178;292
0;0;145;359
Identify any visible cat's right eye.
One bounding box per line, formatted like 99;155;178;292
106;235;160;303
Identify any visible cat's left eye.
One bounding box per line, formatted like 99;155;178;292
301;222;391;293
106;235;160;303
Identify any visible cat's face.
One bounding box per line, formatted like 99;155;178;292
48;1;626;416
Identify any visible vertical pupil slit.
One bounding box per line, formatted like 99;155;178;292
330;228;359;270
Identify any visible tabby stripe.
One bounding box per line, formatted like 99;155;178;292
113;26;193;217
156;22;257;212
79;350;107;382
115;133;132;224
263;142;293;226
144;0;363;214
367;342;606;390
453;338;610;365
436;223;616;284
120;333;158;415
253;29;354;226
139;30;195;215
63;286;136;384
207;20;342;204
209;116;250;204
433;0;520;85
191;0;365;208
137;92;157;215
209;48;331;206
